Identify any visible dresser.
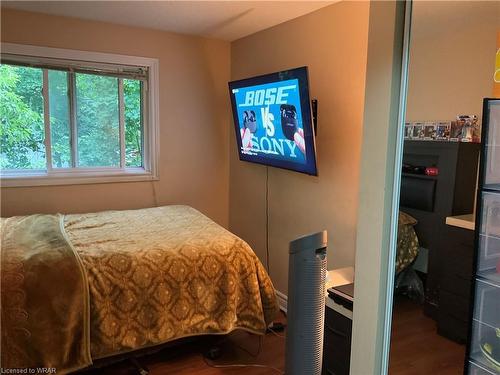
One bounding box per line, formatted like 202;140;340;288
438;215;475;343
400;141;480;319
322;267;354;375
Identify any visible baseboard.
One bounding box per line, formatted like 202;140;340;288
275;290;288;313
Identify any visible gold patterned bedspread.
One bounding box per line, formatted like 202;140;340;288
396;211;420;274
1;214;92;374
63;205;278;360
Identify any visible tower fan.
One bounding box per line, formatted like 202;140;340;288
285;231;328;375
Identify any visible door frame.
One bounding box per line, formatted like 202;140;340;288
350;1;412;373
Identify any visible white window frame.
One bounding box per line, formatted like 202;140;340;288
0;43;160;187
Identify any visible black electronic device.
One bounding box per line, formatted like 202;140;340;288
228;66;318;175
312;99;318;134
327;283;354;311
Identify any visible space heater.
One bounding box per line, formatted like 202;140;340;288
285;231;328;375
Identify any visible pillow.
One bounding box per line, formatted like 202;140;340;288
399;211;417;226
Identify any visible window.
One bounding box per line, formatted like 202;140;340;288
0;43;159;186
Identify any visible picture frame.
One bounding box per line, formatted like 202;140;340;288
411;122;424;139
404;122;413;139
435;121;451;141
457;114;478;142
450;120;464;141
423;122;437;140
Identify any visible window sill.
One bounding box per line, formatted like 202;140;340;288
0;168;159;187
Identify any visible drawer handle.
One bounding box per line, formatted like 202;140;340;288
325;323;349;339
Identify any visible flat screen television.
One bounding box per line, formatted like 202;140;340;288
228;66;317;175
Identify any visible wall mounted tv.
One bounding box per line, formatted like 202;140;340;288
228;66;318;175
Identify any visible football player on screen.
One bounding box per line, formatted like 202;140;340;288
294;128;305;155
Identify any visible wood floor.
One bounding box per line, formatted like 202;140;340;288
389;296;466;375
82;298;465;374
83;313;287;375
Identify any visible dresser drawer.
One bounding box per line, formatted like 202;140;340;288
440;272;472;298
437;311;469;344
325;307;352;339
440;225;475;265
467;360;497;375
477;192;500;274
322;307;352;375
439;289;470;321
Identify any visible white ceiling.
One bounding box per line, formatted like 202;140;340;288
2;1;335;41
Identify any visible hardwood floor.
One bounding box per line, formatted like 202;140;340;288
389;296;466;375
83;313;287;375
81;298;465;374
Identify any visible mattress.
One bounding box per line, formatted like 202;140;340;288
1;205;278;373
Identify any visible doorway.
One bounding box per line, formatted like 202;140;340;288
387;1;498;374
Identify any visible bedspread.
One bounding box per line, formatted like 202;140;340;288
64;205;278;360
1;214;91;373
396;211;420;274
1;206;278;372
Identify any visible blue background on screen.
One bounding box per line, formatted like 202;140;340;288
232;78;307;165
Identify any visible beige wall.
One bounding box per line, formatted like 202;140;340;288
0;9;231;227
229;1;370;294
407;1;499;121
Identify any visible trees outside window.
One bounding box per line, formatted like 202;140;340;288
0;64;143;171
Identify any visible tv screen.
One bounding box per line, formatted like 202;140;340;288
228;66;317;175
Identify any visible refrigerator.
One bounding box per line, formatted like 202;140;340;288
465;98;500;374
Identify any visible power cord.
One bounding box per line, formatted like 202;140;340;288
267;328;286;339
203;356;284;374
267;321;286;339
233;334;263;358
201;329;285;374
265;166;270;274
268;328;286;340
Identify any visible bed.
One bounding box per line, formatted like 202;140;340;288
396;211;420;274
1;205;279;374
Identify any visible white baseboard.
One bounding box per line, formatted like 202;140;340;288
275;290;288;313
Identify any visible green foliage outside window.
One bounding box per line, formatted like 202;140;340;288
124;79;142;167
49;70;71;168
0;64;143;171
76;73;120;167
0;65;45;169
